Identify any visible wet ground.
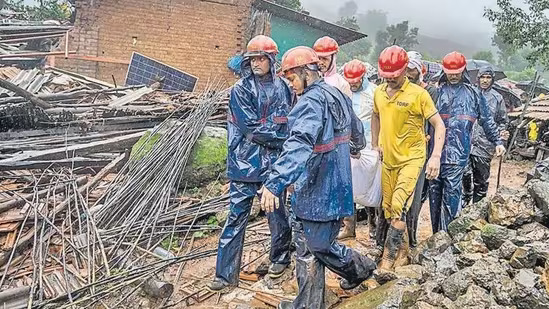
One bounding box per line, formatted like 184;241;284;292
163;159;534;308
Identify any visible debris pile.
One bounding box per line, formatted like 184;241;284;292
0;15;73;66
340;183;549;309
0;76;238;307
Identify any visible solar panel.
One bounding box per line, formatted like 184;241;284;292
125;52;198;92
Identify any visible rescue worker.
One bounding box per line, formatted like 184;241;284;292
372;46;446;271
463;66;509;205
338;59;379;241
210;35;292;292
405;51;439;248
259;46;376;309
429;52;506;233
313;36;352;98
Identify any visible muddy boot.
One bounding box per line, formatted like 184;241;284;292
337;215;356;240
393;229;410;268
378;225;404;271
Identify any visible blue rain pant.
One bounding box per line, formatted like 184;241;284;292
429;164;466;233
215;181;291;285
291;216;376;309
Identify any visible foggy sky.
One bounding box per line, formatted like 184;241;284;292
301;0;499;48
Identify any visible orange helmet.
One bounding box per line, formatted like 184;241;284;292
281;46;319;73
246;35;279;57
343;60;367;84
378;45;408;79
313;36;339;57
442;51;467;74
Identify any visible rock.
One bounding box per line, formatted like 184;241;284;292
498;240;519;260
527;179;549;216
411;231;453;265
325;288;340;309
409;280;457;309
184;126;228;188
470;219;489;230
338;279;420;309
442;268;474;301
481;224;517;250
527;241;549;263
514;269;549;309
470;258;510;290
488;187;537;227
542;260;549;295
448;216;473;240
510;246;537;269
394;264;425;282
528;158;549;182
456;230;489;254
514;222;549;245
373;269;398;285
454;285;492;308
456;253;484;268
462;198;491;221
491;276;517;306
422;247;458;279
408;301;438;309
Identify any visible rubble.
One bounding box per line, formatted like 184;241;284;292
350;184;549;309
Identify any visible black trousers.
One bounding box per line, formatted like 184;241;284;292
462;155;492;205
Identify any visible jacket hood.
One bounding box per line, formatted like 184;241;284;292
240;52;277;81
477;66;495;89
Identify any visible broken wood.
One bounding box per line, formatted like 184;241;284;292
0;176;87;214
239;272;259;282
253;292;281;307
0;78;52;109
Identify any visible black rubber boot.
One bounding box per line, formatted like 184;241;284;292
268;263;288;278
208;277;231;292
278;300;293;309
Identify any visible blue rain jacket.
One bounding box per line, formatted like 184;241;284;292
264;79;365;222
431;73;502;166
471;67;508;159
227;53;293;182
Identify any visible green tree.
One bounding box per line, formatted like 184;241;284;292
338;38;372;64
472;50;495;63
505;68;536;82
485;0;549;68
5;0;71;21
338;0;358;18
336;16;360;31
272;0;302;11
370;21;419;63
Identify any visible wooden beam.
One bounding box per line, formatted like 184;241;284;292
0;50;77;59
0;78;52;109
0;131;145;162
66;55;131;65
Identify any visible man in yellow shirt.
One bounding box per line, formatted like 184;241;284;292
372;46;446;271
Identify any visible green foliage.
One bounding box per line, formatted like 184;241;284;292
505;68;536;82
336;16;360;31
161;236;181;251
5;0;72;21
472;50;495;64
193;231;207;239
207;215;218;227
190;136;228;169
337;0;358;18
338;38;372;64
272;0;301;11
485;0;549;68
370;21;419;63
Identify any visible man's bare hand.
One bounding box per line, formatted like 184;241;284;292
260;186;279;213
373;146;383;161
351;152;361;159
500;130;510;141
495;145;506;157
426;155;441;180
426;135;431;142
287;185;295;194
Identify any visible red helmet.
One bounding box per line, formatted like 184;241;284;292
313;36;339;57
378;45;409;79
246;35;279;56
442;51;467;74
281;46;319;73
343;60;367;84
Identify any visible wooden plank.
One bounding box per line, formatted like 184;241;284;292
0;131;144;162
0;222;20;233
239;272;259;282
108;87;154;108
253;292;280;307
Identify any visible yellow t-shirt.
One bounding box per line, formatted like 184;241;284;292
373;78;438;168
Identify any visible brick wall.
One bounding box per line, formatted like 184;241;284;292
58;0;252;88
